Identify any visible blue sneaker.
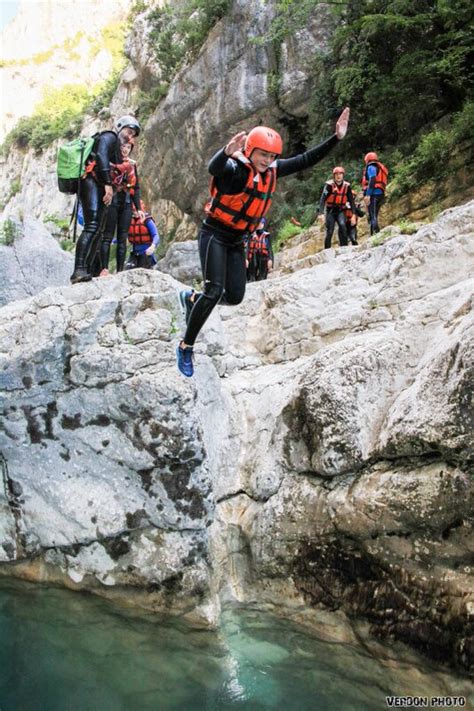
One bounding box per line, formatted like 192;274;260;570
176;344;194;377
178;289;194;325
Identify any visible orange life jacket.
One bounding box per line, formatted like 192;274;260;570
362;161;388;191
325;180;350;208
111;159;137;193
204;152;277;233
84;158;137;194
247;230;270;259
344;201;354;220
128;212;152;245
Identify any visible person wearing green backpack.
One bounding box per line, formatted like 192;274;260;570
69;115;141;284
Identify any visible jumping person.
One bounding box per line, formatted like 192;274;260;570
70;115;141;284
176;107;350;377
362;152;388;235
317;166;357;249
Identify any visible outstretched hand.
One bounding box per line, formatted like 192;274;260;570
224;131;246;156
335;107;350;140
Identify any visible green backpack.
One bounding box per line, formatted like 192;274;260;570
57;136;95;194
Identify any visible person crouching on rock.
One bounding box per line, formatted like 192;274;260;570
70;115;141;284
126;200;160;269
317;166;357;249
176;107;350;377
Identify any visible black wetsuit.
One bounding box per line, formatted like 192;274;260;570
183;134;339;346
318;181;356;249
97;164;141;274
72;131;120;280
247;230;274;281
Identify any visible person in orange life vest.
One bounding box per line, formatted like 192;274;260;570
344;197;365;246
176;106;350;377
246;217;274;281
126;200;160;270
362;151;388;235
71;115;141;284
317;166;357;248
94;139;145;276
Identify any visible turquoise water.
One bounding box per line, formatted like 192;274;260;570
0;578;470;711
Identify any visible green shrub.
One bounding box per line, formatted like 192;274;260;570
397;218;418;235
136;84;170;122
60;238;75;252
148;0;231;77
0;219;20;246
44;213;71;238
274;219;302;253
370;227;396;247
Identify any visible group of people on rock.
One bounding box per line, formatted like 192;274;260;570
70;115;159;285
66;106;389;379
317;152;388;248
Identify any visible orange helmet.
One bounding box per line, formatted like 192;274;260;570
333;166;345;174
364;152;378;163
244;126;283;158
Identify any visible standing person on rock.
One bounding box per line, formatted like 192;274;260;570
70;115;141;284
344;197;365;246
126;200;160;269
95;139;145;276
176;107;350;377
246;217;274;281
317;166;357;249
362;151;388;235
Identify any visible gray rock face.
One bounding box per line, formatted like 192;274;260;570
156;240;201;285
139;0;333;218
0;217;73;306
0;202;473;668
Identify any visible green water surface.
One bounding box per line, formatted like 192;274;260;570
0;579;470;711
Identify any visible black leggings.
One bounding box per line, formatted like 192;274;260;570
325;209;348;249
74;176;107;273
99;194;133;273
183;229;246;346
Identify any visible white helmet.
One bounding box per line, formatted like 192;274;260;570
115;115;141;136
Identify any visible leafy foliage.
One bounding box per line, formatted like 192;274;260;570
274;219;303;253
0;219;20;247
147;0;231;78
2;85;93;154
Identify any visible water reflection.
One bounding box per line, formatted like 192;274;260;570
0;579;470;710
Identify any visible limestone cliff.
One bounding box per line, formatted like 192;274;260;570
1;0;333;241
1;202;472;670
0;0;131;141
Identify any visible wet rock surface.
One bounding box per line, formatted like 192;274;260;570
0;202;473;669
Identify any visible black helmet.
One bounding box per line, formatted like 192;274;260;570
115;115;141;136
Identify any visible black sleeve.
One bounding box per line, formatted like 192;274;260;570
276;134;339;179
208;148;249;193
318;184;331;215
267;234;274;261
346;184;356;212
94;132;118;185
132;164;141;210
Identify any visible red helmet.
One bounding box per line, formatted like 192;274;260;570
364;152;378;163
244;126;283;158
333;166;345;174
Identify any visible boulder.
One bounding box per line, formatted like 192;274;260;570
156;240;201;285
0;202;472;667
0;217;73;307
